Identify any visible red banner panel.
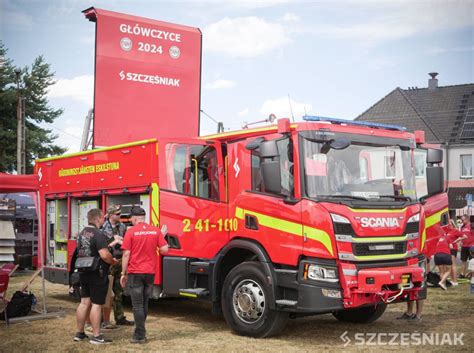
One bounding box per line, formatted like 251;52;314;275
83;7;201;146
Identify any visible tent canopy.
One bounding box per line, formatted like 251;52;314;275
0;173;39;193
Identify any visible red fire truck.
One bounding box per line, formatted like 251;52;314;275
35;117;448;337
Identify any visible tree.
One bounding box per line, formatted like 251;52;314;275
0;41;66;174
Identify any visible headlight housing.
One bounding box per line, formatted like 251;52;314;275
306;264;339;282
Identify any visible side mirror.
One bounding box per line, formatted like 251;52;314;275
427;148;443;164
261;161;281;194
426;166;444;195
259;140;279;158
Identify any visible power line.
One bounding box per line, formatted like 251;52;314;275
200;109;219;124
47;124;82;140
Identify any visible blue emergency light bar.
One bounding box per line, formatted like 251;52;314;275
302;115;406;132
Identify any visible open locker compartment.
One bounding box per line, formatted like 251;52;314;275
107;193;150;227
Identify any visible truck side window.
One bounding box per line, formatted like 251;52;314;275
251;137;294;197
166;143;220;201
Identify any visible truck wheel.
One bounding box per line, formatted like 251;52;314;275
333;303;387;323
221;261;289;338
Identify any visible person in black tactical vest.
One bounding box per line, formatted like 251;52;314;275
74;208;118;345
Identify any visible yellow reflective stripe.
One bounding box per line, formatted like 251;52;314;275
235;207;334;256
425;207;449;228
303;226;333;256
355;253;408;261
349;208;407;213
350;235;408;243
421;207;448;250
179;292;197;298
151;182;160;226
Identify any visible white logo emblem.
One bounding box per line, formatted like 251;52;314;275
360;217;400;228
233;158;240;178
340;331;351;347
120;37;132;51
119;70;125;80
38;167;43;182
169;45;180;59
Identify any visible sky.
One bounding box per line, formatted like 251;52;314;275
1;0;473;153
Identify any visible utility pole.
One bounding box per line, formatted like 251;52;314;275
15;68;26;174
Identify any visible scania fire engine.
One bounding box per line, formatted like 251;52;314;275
35;116;448;337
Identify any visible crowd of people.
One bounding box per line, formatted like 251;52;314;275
73;205;168;345
398;214;474;322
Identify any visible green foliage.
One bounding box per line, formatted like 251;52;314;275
0;41;66;173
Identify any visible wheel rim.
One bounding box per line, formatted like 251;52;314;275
232;279;265;324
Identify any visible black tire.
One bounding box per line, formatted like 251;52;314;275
221;261;289;338
333;302;387;323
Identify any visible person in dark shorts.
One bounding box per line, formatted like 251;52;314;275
74;208;118;345
433;234;455;290
120;206;169;344
459;215;472;278
446;220;463;286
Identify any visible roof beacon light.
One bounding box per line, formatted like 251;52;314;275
302;115;406;132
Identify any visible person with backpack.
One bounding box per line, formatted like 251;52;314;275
74;208;118;345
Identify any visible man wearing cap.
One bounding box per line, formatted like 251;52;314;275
101;205;134;327
120;206;168;344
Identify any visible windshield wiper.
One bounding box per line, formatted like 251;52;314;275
317;195;369;201
378;195;411;201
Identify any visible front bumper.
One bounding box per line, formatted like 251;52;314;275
341;263;426;308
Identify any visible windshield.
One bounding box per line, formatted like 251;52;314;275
301;132;417;202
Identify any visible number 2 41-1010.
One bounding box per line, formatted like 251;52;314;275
182;218;238;233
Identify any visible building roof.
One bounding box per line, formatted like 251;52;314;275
356;81;474;144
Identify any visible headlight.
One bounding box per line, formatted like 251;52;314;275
408;213;420;223
331;213;350;224
307;264;339;282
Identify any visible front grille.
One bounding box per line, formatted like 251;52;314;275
405;221;419;234
352;242;407;256
334;222;355;235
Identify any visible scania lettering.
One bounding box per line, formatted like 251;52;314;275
35;117;448;338
360;217;400;228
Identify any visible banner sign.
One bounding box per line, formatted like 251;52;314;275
83;7;201;146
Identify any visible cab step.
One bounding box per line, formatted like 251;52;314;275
275;299;298;307
178;288;209;298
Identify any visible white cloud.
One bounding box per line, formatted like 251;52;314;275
48;75;94;106
203;17;291;58
301;2;473;46
426;46;474;55
282;13;300;23
259;97;312;119
238;108;249;117
2;8;33;30
204;79;236;89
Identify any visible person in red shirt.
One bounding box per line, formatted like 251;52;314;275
433;233;456;290
446;220;464;286
120;206;168;344
459;214;472;278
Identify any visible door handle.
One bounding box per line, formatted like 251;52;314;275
245;215;259;230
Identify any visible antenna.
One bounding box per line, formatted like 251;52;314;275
288;94;295;122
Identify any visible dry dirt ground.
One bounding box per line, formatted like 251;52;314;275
0;271;472;352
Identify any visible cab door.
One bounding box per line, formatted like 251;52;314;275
415;148;449;257
158;138;228;260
